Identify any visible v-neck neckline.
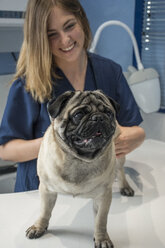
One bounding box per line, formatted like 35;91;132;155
56;59;89;92
52;54;97;98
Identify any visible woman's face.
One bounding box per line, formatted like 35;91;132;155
47;6;85;66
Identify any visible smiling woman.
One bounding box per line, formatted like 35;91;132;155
47;6;86;78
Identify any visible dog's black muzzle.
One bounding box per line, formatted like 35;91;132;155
68;113;116;158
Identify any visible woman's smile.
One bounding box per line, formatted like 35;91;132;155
60;42;76;53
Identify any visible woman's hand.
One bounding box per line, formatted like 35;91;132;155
0;137;43;163
115;125;145;158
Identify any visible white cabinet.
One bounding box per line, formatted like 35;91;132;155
0;0;27;52
0;0;27;11
0;19;24;52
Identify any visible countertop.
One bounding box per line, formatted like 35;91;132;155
0;139;165;248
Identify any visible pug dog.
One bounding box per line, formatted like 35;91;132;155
26;90;134;248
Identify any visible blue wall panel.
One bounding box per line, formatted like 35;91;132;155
80;0;136;71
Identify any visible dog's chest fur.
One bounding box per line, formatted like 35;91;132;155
59;152;110;184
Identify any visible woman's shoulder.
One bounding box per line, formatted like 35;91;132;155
10;77;26;90
88;52;122;70
9;77;37;104
9;77;34;99
88;52;122;80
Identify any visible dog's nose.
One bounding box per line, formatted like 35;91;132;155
91;114;104;122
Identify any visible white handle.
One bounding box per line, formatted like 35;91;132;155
89;20;144;71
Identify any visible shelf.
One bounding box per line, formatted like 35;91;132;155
0;18;24;28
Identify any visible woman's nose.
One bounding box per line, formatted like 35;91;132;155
59;32;70;46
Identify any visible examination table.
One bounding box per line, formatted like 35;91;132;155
0;139;165;248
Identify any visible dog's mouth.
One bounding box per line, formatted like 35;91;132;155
71;122;115;152
70;127;114;159
72;130;104;148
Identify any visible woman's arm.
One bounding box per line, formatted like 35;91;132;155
115;125;145;158
0;138;43;163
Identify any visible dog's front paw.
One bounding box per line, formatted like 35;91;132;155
95;240;114;248
26;225;47;239
120;185;134;197
94;233;114;248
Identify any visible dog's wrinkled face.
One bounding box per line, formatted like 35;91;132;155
48;90;119;159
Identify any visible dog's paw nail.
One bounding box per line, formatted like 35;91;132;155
26;225;46;239
120;187;134;197
94;239;114;248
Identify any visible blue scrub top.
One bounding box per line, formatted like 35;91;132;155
0;53;143;192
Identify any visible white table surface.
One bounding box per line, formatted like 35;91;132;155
0;139;165;248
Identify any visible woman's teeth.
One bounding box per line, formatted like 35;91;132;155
61;43;75;52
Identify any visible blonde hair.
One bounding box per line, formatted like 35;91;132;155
14;0;92;102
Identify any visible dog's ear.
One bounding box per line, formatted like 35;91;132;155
95;90;120;114
47;91;75;119
107;96;120;114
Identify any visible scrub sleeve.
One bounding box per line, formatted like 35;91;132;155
0;79;50;191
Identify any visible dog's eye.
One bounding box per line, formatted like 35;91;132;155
74;111;84;119
72;111;84;124
106;111;114;119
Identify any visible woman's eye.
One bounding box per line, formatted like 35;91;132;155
48;32;58;39
65;23;76;31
